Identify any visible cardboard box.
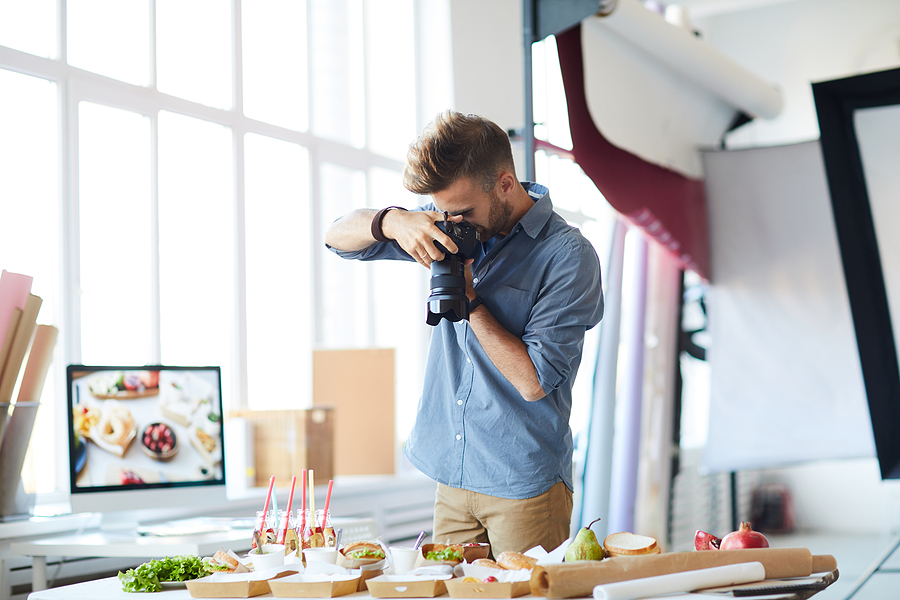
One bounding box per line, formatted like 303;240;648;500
185;570;297;598
268;573;360;598
367;575;451;598
228;407;334;487
444;579;531;599
313;348;394;475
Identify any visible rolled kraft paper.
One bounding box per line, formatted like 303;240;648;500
531;548;817;598
812;554;838;573
592;562;766;600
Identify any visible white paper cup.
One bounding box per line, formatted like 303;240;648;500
390;547;420;575
250;544;286;571
304;547;339;564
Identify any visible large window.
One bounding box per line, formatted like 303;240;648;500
2;2;616;504
1;0;419;499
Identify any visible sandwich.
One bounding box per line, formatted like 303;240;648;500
204;550;242;573
602;532;660;557
342;541;386;561
423;543;464;565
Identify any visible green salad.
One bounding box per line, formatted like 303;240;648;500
425;546;463;562
118;555;208;593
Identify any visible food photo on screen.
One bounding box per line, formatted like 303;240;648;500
68;366;224;491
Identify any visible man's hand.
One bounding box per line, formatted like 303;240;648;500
383;210;463;268
325;208;464;269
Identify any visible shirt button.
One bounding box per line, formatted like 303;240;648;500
456;434;461;441
457;400;462;406
473;277;479;284
467;357;471;363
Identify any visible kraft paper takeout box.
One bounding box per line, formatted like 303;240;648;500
268;573;361;598
445;578;531;599
447;563;533;599
185;569;297;598
367;574;452;598
338;542;387;590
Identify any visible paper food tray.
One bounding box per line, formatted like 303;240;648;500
185;570;296;598
268;573;361;598
367;574;451;598
445;578;531;599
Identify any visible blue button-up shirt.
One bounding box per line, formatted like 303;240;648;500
328;183;604;499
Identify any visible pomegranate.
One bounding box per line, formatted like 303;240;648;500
719;522;769;549
693;530;721;551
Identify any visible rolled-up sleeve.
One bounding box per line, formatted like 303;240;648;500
524;235;604;393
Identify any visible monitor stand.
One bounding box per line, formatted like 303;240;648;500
97;511;141;534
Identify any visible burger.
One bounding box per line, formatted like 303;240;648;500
342;541;386;561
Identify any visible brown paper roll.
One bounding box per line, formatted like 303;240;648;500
530;548;815;598
812;554;838;573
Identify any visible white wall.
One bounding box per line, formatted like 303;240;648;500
692;0;900;149
689;0;900;533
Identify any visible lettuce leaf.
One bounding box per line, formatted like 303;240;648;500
118;555;207;593
425;546;462;562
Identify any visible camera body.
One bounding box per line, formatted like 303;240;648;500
426;220;481;326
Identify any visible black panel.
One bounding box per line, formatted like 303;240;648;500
813;67;900;479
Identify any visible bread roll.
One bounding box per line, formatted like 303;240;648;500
603;532;659;556
472;558;502;569
496;551;538;570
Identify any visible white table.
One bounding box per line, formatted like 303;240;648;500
11;526;254;592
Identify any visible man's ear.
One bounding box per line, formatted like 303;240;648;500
498;171;517;195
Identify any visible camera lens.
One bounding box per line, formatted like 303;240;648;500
426;258;468;325
425;220;480;326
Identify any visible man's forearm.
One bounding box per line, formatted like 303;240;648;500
324;208;380;251
468;305;547;402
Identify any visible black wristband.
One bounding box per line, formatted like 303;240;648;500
467;296;484;318
371;206;407;242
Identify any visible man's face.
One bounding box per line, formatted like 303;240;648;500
431;176;513;241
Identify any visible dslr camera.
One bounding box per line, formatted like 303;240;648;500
426;217;481;325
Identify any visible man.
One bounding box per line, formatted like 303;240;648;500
325;110;603;556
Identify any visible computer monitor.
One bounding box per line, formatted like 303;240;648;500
66;365;228;529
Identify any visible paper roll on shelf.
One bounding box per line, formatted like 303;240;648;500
592;561;766;600
591;0;782;119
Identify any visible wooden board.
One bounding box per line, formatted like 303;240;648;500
313;349;395;475
228;408;334;487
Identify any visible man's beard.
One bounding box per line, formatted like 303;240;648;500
480;190;513;241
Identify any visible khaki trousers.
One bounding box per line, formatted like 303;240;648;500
432;481;573;559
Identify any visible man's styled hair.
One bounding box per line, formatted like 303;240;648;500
403;110;515;195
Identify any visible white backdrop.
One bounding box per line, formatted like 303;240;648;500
701;141;875;472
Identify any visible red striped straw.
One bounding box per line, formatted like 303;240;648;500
259;476;275;539
322;480;334;528
282;475;297;542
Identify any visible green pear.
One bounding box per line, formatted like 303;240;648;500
564;518;605;562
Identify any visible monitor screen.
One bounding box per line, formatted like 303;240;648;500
67;365;226;498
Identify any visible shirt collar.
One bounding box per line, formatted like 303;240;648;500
517;182;552;239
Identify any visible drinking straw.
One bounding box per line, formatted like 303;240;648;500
309;469;317;529
259;475;275;537
414;531;426;549
271;489;278;532
300;468;307;534
322;479;334;524
282;475;297;542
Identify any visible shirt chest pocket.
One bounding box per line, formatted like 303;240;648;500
486;285;535;338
